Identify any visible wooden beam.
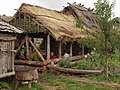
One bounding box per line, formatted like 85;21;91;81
70;43;72;57
26;35;29;60
59;41;62;58
47;34;50;60
0;37;16;41
0;72;15;78
82;46;84;56
28;38;45;62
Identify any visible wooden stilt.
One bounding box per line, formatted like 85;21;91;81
26;35;29;60
70;43;72;57
82;46;84;56
59;41;62;58
47;34;50;60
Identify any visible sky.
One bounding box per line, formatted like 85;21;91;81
0;0;120;17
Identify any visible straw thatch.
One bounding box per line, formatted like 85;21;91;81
62;3;99;30
0;19;22;33
11;3;94;41
0;16;13;23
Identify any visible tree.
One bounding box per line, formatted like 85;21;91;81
94;0;115;80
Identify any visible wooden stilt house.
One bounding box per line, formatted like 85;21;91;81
0;19;22;78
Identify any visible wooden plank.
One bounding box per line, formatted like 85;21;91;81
0;71;15;78
47;34;50;60
28;38;45;62
0;37;16;41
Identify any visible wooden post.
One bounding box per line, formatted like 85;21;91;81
82;46;84;56
47;34;50;60
70;43;72;57
26;35;29;60
11;41;15;72
18;11;21;26
24;13;26;30
59;41;62;58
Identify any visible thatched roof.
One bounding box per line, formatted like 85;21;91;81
62;3;99;30
0;16;13;23
11;3;93;41
0;19;23;33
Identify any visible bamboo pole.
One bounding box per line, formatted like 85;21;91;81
28;38;45;62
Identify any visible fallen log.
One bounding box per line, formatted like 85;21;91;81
47;65;102;74
15;60;51;67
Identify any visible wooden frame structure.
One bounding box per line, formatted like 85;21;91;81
10;3;88;62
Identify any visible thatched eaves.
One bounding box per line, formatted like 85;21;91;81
62;3;99;30
10;3;92;41
0;19;23;33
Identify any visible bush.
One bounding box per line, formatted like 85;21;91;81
59;58;71;68
0;82;9;89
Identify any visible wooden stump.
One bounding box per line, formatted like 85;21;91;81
15;66;38;89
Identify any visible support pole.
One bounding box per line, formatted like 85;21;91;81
82;46;84;56
70;43;72;57
47;34;50;60
59;41;62;58
26;35;29;60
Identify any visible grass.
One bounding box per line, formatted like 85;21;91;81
17;82;46;90
40;72;118;90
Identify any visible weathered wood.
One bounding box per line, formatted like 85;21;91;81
82;46;84;56
15;60;46;67
28;38;45;62
47;34;50;60
26;35;29;60
15;37;26;54
0;72;15;78
47;66;102;74
0;36;16;41
70;43;72;57
59;41;62;58
12;41;15;71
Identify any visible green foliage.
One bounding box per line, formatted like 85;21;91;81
41;72;117;90
76;19;83;28
30;51;39;61
58;58;71;68
17;82;46;90
0;82;9;89
74;51;104;69
109;49;120;68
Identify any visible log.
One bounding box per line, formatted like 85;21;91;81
47;65;102;74
15;60;51;67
